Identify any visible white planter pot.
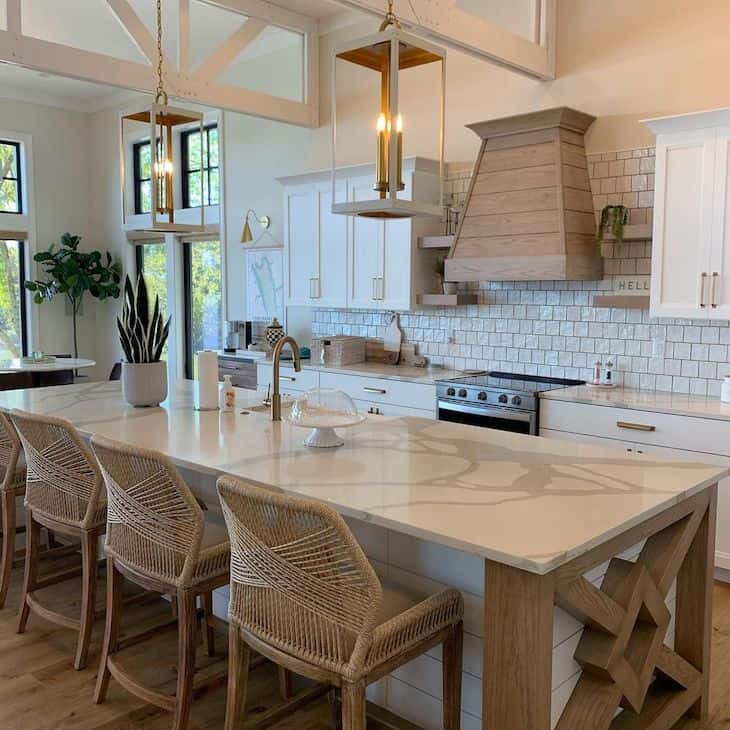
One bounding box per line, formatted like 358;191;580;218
122;361;168;408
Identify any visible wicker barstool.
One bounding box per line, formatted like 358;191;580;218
217;475;465;730
0;411;26;608
10;409;107;670
91;435;230;730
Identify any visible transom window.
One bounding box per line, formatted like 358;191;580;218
181;125;219;208
0;141;22;214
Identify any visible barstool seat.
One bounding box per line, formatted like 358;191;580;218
91;435;230;730
218;475;465;730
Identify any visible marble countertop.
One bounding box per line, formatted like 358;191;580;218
257;358;469;385
1;381;724;575
542;385;730;422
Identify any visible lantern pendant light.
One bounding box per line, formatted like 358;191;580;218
121;0;205;233
331;0;445;219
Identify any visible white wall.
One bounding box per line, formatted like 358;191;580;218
0;96;120;379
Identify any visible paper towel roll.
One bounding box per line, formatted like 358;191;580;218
195;351;219;411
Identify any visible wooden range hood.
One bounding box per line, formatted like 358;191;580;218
445;107;603;282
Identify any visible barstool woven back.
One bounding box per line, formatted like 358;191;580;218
0;412;21;492
218;476;382;678
91;436;205;587
10;409;104;530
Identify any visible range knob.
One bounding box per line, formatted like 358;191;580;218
458;388;468;398
498;393;509;404
477;391;488;401
512;395;522;406
446;387;456;397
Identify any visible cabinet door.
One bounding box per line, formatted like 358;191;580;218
710;127;730;317
348;175;384;310
315;181;348;308
285;185;317;306
651;129;715;318
382;218;413;310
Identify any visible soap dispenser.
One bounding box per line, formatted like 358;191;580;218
220;375;235;413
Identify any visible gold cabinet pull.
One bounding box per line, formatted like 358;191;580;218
617;420;656;432
279;375;296;382
363;386;387;394
712;272;719;308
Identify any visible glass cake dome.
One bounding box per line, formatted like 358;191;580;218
288;388;365;448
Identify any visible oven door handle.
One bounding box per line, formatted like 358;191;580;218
438;400;533;423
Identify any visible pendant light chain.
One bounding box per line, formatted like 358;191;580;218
155;0;168;105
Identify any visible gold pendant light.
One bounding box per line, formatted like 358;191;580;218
331;0;446;219
120;0;205;233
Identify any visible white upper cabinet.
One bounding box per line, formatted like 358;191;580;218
646;109;730;319
279;158;441;312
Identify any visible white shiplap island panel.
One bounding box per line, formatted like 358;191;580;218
0;381;723;730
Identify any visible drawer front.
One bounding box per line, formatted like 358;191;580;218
354;398;434;419
256;363;319;393
320;371;435;411
540;399;730;455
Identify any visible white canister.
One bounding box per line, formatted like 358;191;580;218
722;376;730;403
195;350;219;411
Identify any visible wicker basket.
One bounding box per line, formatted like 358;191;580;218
311;336;366;366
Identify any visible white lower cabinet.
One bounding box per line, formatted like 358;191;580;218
541;401;730;572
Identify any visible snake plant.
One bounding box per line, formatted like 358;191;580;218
117;273;170;364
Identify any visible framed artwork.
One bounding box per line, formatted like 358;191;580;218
246;247;284;323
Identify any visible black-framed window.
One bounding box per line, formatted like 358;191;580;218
182;239;224;379
135;242;169;360
181;124;219;209
0;140;23;214
132;140;152;214
0;239;28;358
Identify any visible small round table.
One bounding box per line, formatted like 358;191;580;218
0;358;96;388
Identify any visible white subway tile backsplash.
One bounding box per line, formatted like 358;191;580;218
311;146;730;395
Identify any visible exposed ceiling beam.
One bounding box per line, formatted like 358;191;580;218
196;0;318;34
106;0;160;66
0;31;316;126
192;18;266;81
6;0;21;34
327;0;556;81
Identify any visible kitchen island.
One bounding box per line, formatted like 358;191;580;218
0;380;725;730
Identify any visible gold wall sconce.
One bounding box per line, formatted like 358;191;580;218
241;210;273;245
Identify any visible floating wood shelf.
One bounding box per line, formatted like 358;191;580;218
599;224;652;242
418;235;455;249
592;295;650;309
418;293;478;307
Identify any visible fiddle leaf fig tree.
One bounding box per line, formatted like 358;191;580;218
25;233;122;359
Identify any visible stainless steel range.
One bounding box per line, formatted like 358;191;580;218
436;372;585;435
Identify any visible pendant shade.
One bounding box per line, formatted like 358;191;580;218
241;219;253;243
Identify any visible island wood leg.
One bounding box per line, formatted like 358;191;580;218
483;560;554;730
675;484;716;719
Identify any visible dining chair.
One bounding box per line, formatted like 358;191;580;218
10;409;107;670
217;475;465;730
0;411;26;608
91;435;230;730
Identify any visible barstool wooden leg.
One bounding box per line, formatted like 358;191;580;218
0;489;16;609
174;591;197;730
17;511;40;634
201;591;215;657
442;621;463;730
224;624;250;730
341;681;366;730
95;558;124;704
278;666;293;700
74;528;99;670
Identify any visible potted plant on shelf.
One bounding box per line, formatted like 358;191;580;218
596;204;630;244
435;257;457;295
25;233;121;359
117;273;170;407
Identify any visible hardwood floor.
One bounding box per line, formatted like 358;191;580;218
2;556;730;729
